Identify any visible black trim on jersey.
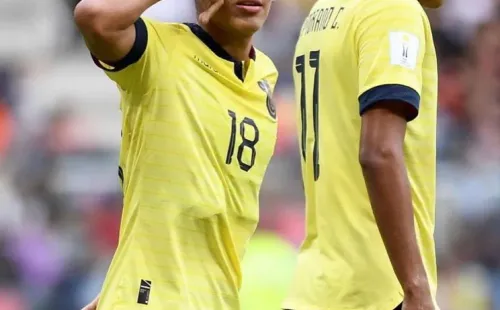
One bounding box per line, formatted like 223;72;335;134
359;84;420;121
184;23;256;81
91;18;148;72
118;166;124;185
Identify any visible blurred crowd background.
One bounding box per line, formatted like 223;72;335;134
0;0;499;309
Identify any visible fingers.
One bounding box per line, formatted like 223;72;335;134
198;0;224;26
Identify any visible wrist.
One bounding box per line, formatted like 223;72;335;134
402;276;431;296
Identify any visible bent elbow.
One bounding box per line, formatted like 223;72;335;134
359;145;400;170
74;0;109;35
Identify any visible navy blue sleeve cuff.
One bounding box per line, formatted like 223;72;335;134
359;84;420;121
91;18;148;72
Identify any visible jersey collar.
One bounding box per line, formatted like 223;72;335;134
184;23;256;62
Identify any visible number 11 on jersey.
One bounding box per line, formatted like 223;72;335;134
295;50;321;181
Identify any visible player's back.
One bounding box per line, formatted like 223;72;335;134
285;0;438;309
95;19;279;310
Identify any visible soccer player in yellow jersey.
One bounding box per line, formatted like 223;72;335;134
284;0;442;309
74;0;278;309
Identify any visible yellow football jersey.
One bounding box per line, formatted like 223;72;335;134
91;18;278;310
284;0;438;309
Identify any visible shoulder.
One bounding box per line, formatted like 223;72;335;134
354;0;425;18
254;49;279;85
141;19;193;44
143;19;190;32
352;0;429;40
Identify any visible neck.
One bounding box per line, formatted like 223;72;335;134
203;23;253;61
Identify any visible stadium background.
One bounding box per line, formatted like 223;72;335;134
0;0;499;309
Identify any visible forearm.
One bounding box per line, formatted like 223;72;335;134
361;153;429;294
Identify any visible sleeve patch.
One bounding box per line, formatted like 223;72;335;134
389;31;419;70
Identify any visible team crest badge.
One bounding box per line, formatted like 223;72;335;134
258;80;276;119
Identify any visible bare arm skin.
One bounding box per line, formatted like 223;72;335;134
359;101;432;300
73;0;161;62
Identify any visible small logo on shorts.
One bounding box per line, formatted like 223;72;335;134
258;80;276;119
137;279;152;305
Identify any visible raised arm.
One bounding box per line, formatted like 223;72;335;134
74;0;160;63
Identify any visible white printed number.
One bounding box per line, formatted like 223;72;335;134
389;31;419;70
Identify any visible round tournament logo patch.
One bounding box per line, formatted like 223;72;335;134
258;80;276;119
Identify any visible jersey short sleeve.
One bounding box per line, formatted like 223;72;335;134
355;0;426;119
92;18;178;93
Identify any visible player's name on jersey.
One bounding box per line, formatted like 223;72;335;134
300;6;345;36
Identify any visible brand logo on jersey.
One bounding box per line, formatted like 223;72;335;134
258;80;276;119
137;279;152;305
194;55;219;74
